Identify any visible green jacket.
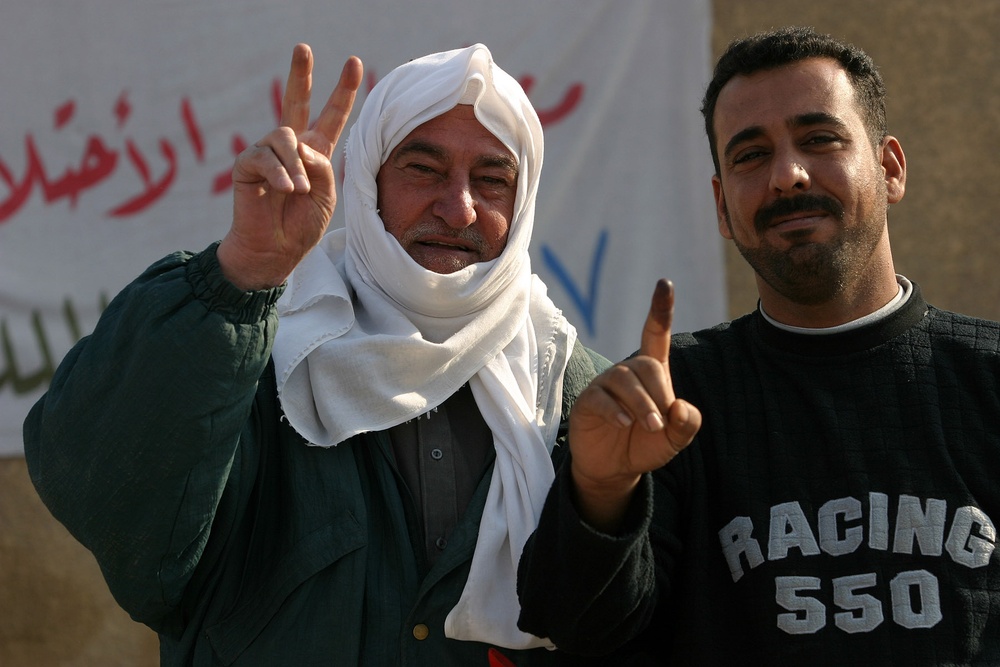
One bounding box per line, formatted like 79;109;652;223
24;245;609;666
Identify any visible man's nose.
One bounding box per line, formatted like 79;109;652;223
434;178;478;228
769;151;811;193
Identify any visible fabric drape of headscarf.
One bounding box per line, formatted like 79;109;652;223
270;44;574;650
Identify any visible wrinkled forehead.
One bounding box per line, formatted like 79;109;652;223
382;103;517;169
714;58;855;136
382;69;521;161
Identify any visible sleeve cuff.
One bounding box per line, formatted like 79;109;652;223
186;242;285;323
558;458;653;547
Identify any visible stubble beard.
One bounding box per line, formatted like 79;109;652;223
727;194;886;307
388;220;491;274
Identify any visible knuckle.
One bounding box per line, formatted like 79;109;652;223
630;357;663;376
274;126;298;141
606;364;634;380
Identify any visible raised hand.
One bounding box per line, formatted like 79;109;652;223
217;44;364;291
568;279;702;531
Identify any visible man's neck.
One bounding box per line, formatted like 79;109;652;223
760;276;909;332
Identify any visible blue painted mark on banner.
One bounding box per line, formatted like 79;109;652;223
541;229;608;337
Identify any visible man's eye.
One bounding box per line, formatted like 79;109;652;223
480;176;510;186
805;134;839;146
733;149;765;165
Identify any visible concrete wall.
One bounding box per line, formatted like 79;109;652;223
713;1;1000;319
2;2;998;664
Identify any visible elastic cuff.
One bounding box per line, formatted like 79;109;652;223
186;242;285;323
559;458;654;542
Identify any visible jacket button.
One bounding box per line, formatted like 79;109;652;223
413;624;430;641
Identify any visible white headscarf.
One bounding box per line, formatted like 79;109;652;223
271;44;573;650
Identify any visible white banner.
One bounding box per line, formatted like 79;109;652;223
0;0;722;455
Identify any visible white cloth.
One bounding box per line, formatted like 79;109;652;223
271;44;573;650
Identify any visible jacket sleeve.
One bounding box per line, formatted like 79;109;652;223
516;455;658;655
23;243;282;627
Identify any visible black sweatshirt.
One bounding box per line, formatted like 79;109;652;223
519;284;1000;666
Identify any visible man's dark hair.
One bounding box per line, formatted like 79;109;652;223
701;26;887;175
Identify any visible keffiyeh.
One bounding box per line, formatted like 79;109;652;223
270;44;573;649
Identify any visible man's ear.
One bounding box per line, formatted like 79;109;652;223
712;175;733;239
881;136;906;204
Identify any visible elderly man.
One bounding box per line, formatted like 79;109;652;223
24;43;622;666
518;26;1000;666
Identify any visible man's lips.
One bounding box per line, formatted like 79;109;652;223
416;236;477;252
768;211;829;230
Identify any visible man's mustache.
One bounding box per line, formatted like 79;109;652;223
754;194;843;232
398;222;487;253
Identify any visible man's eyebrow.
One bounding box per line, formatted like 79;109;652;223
477;153;518;173
391;139;518;173
790;111;849;132
723;126;764;161
392;139;448;162
722;112;851;160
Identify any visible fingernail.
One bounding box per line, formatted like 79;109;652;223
646;412;665;432
617;412;633;428
293;174;310;192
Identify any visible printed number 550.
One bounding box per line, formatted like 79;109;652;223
775;571;942;634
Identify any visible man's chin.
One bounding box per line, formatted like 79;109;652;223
409;251;477;275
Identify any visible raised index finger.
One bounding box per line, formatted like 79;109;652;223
312;55;364;147
639;279;674;363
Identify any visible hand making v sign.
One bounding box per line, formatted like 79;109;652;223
218;44;364;291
